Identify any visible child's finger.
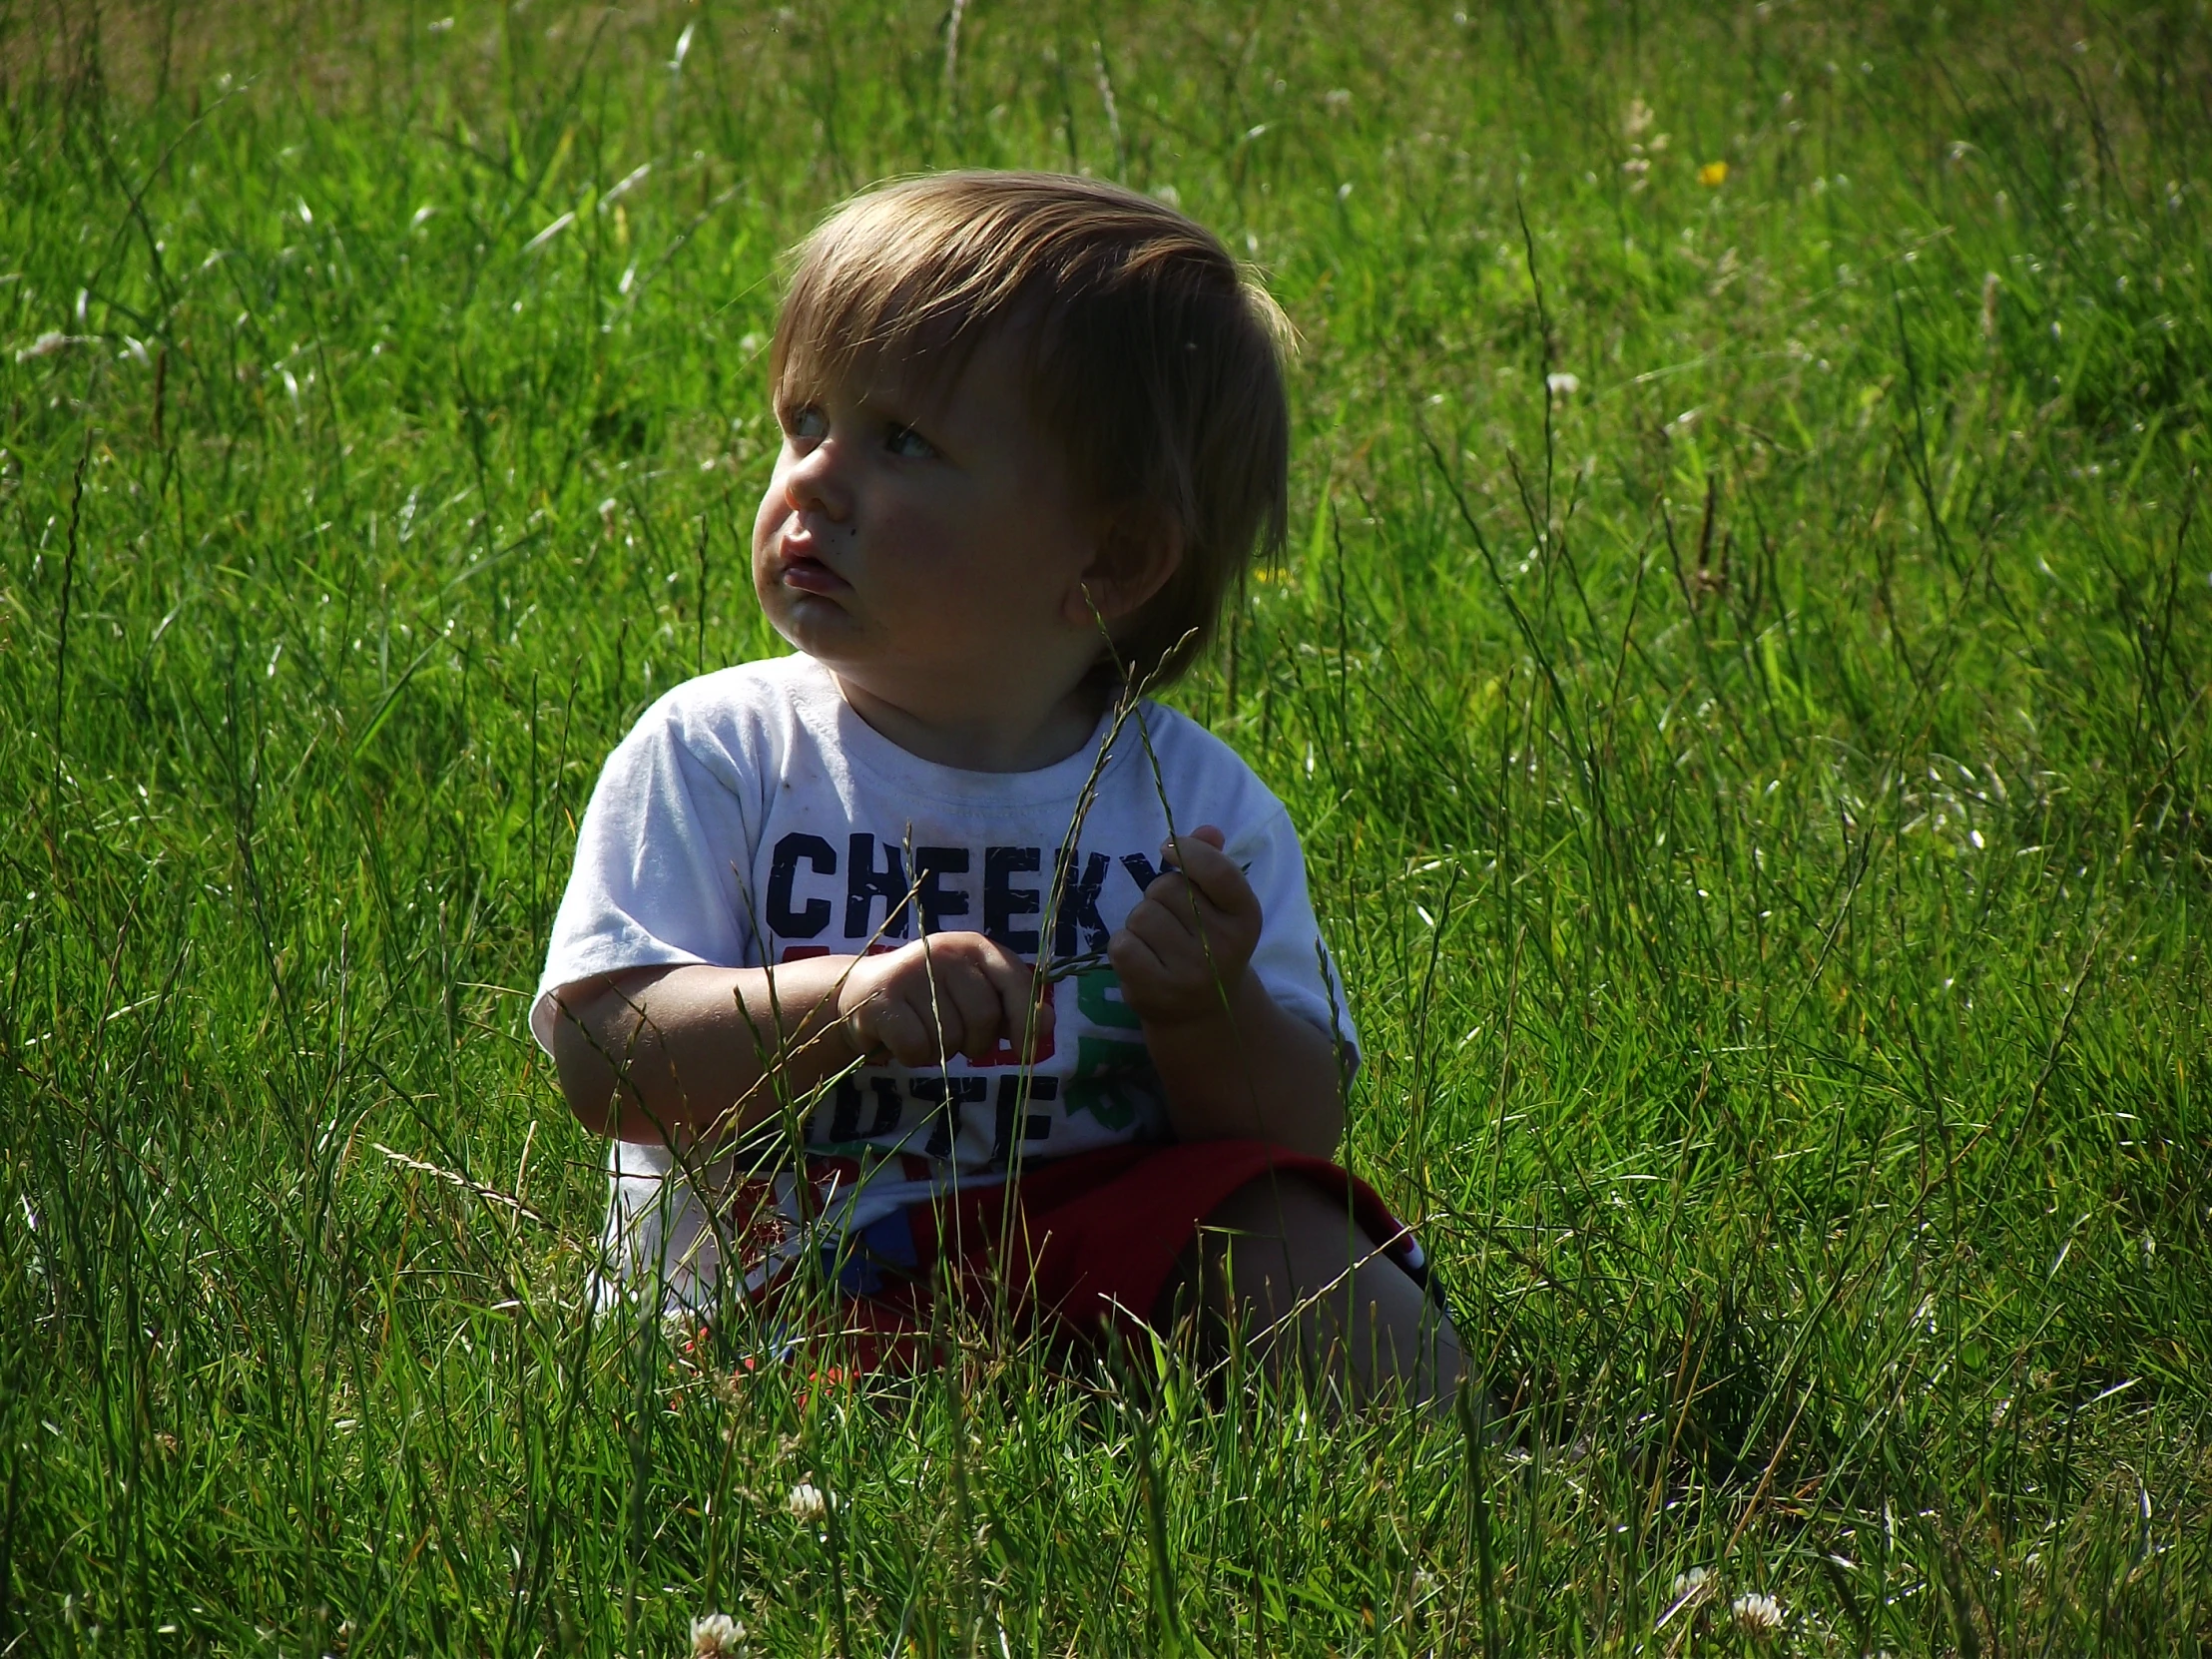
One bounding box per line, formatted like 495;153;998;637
993;996;1050;1062
890;1029;942;1068
1104;925;1171;995
860;997;930;1065
1121;892;1223;970
1136;870;1238;946
1139;868;1194;916
1160;829;1256;913
1017;977;1060;1055
988;955;1053;1044
1158;824;1227;873
933;959;1002;1061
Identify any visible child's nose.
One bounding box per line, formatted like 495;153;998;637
783;443;849;521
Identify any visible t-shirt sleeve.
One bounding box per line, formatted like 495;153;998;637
1235;804;1361;1073
530;696;765;1055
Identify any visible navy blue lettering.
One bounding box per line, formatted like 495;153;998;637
828;1077;860;1142
827;1075;909;1142
915;845;970;934
1053;850;1112;953
844;833;910;939
984;845;1042;952
989;1073;1057;1168
1120;852;1163;893
909;1074;987;1159
767;832;836;938
867;1076;903;1137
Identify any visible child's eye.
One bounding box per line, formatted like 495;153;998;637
785;404;828;442
884;424;936;460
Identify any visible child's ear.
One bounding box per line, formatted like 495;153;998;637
1068;507;1183;627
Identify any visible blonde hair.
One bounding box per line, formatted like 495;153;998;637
771;171;1290;685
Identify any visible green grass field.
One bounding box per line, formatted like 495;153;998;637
5;0;2209;1651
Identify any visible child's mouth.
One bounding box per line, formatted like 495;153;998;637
779;553;848;595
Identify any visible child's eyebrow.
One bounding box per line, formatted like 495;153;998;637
851;385;952;440
854;372;934;412
776;372;953;439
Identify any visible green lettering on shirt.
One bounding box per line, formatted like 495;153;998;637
1075;966;1143;1030
1062;1035;1160;1130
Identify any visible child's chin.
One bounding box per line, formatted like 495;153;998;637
765;593;854;655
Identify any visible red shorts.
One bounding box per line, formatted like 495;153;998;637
783;1140;1436;1368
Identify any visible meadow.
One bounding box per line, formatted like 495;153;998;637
3;0;2209;1651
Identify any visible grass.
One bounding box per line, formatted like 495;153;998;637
3;0;2209;1651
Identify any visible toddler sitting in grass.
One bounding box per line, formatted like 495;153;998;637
534;172;1463;1405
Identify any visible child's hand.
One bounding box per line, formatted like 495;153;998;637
1109;825;1263;1026
835;932;1050;1067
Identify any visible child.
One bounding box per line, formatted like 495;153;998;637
534;172;1463;1403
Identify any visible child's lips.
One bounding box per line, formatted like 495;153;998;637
778;549;849;595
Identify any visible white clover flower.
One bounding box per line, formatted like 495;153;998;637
691;1611;747;1657
785;1480;830;1523
1732;1591;1786;1637
1671;1565;1710;1600
1546;372;1580;397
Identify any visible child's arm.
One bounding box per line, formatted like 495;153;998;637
1108;826;1346;1158
548;935;1047;1144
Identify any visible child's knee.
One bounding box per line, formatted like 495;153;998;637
1193;1172;1409;1323
1148;1173;1334;1330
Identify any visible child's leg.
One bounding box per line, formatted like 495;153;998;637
1157;1173;1467;1408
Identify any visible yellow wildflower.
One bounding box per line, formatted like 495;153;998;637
1699;161;1730;187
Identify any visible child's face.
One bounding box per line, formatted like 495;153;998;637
752;331;1106;725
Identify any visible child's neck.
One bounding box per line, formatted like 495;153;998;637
832;669;1108;774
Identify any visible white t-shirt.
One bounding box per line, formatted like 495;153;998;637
533;654;1356;1305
